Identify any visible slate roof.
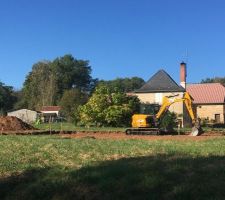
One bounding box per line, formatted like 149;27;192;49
135;69;185;93
187;83;225;104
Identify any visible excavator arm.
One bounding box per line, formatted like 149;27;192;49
155;92;201;136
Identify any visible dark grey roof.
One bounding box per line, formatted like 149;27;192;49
135;69;185;93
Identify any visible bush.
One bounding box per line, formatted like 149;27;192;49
159;111;177;132
78;85;140;127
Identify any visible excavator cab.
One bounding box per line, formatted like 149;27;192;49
131;114;157;128
126;114;160;135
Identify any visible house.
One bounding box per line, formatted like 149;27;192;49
134;63;188;126
187;83;225;124
7;109;38;123
40;106;61;122
133;62;225;126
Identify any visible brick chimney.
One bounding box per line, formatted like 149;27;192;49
180;62;187;89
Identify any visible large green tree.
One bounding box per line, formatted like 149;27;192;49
20;54;94;110
52;55;93;101
78;85;140;127
21;61;55;109
0;82;16;115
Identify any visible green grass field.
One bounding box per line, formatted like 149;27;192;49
0;135;225;199
34;122;225;134
34;122;126;132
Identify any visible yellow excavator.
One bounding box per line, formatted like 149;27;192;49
126;92;202;136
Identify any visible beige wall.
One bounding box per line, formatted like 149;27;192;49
134;93;225;125
196;104;225;123
136;92;184;116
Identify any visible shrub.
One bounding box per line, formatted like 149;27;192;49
159;111;177;132
78;85;140;127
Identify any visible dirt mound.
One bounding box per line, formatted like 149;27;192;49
0;116;36;131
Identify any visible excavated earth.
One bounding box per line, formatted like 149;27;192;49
0;116;224;140
60;131;225;141
0;116;70;135
0;116;36;131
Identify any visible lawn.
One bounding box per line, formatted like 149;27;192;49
0;135;225;199
34;122;225;134
34;122;126;132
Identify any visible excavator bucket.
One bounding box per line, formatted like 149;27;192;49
190;119;202;136
191;126;200;136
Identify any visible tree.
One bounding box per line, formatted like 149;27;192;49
201;77;225;86
78;85;140;127
59;89;88;122
0;82;16;115
20;54;94;110
51;54;93;101
21;61;55;110
159;111;177;132
98;77;145;92
12;90;24;110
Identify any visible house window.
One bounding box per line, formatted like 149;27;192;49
215;114;220;123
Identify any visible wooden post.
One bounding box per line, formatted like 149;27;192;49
60;118;63;133
178;120;181;135
49;116;52;135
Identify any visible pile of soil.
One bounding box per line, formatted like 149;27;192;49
0;116;36;131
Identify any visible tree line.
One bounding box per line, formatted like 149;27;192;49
0;82;17;115
1;54;224;126
17;54;95;110
201;77;225;85
0;54;145;126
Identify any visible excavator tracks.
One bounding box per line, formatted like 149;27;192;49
125;128;160;135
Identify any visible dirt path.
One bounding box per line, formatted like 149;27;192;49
60;132;224;141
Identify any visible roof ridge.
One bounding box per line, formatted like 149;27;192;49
135;69;185;93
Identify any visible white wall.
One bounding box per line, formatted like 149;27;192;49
8;109;38;123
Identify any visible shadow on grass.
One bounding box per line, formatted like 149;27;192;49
0;155;225;200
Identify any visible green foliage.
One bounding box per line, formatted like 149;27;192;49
78;85;140;127
12;90;24;110
159;111;177;131
104;105;131;126
98;77;145;92
51;55;93;100
21;61;55;109
0;82;16;115
59;89;88;122
201;77;225;86
20;54;94;110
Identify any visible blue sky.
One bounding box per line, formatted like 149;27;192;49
0;0;225;89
